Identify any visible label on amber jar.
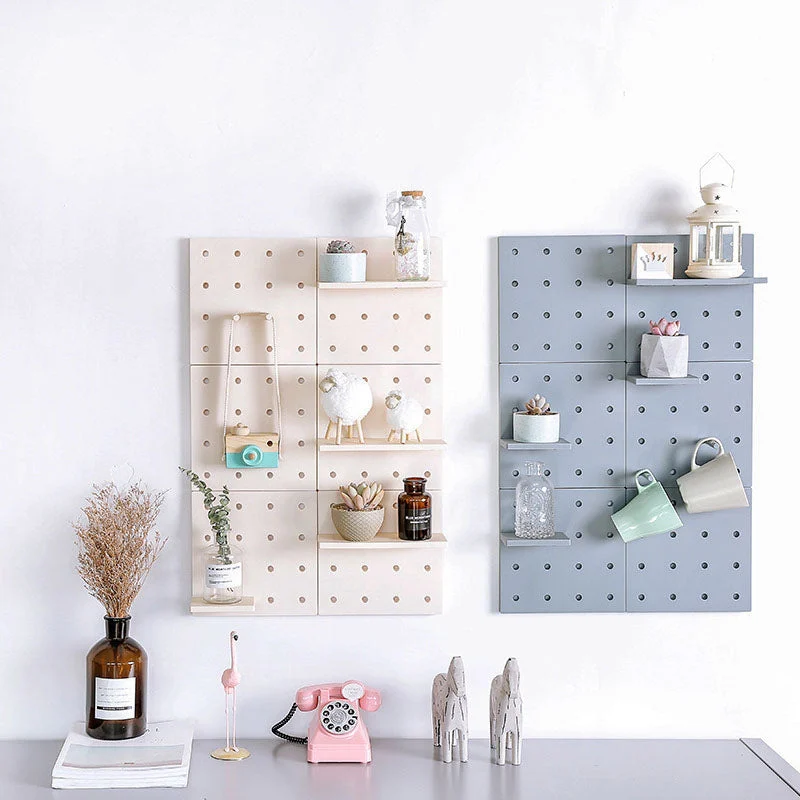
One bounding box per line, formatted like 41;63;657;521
206;562;242;588
404;511;431;526
95;677;136;720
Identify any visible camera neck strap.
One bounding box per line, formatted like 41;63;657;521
222;313;283;461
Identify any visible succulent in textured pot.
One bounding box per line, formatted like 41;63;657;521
180;469;243;605
640;318;689;378
74;478;166;740
318;239;367;283
512;394;560;443
331;481;385;542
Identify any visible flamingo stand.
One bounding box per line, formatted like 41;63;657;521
211;630;251;761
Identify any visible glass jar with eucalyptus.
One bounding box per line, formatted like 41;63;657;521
181;469;243;604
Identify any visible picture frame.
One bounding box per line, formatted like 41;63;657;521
631;242;675;280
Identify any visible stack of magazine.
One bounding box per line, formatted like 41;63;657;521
52;720;193;789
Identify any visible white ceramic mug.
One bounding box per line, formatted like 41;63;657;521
676;437;749;514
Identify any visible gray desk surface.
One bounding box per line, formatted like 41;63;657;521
3;737;800;799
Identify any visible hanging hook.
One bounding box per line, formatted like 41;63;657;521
699;153;735;188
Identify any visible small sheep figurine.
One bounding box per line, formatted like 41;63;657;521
385;389;424;444
319;368;373;445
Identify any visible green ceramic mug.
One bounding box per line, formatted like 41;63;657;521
611;469;684;543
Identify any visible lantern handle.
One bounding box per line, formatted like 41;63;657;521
699;152;735;188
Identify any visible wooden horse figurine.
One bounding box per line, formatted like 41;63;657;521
490;657;522;766
432;656;468;763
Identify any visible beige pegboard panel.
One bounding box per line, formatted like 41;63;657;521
317;490;443;535
191;490;318;616
190;365;317;492
190;238;317;366
316;237;443;282
316;238;443;366
317;534;446;615
317;452;444;492
315;364;444;443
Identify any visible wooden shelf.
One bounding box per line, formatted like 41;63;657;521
627;277;767;286
627;374;701;386
190;596;256;615
500;532;570;547
500;438;572;450
318;533;447;550
317;281;445;290
318;438;446;452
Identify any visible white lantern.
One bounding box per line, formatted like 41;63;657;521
686;154;743;279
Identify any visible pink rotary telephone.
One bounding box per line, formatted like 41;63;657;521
296;681;381;763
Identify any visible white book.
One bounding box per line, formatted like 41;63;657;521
52;720;193;789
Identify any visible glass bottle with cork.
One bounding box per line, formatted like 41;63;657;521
398;476;432;540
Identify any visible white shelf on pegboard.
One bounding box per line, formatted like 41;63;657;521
318;281;446;290
318;533;447;550
318;438;446;452
190;596;256;615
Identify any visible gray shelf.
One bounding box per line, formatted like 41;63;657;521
627;277;767;286
501;532;571;547
500;438;572;450
627;374;701;386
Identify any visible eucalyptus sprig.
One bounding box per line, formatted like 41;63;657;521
180;468;232;562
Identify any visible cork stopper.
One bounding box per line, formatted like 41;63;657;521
401;190;424;197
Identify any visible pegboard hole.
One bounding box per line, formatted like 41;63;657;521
638;437;645;445
734;373;742;380
512;563;519;570
297;249;304;257
297;282;305;289
512;343;519;351
299;597;306;604
202;250;209;257
267;597;274;604
701;593;708;601
575;343;582;350
607;247;614;254
607;469;614;476
267;534;275;541
701;562;708;569
424;471;431;478
607;279;614;286
543;343;551;350
575;374;582;382
393;564;400;572
204;534;211;542
424;345;432;352
544;594;551;601
735;309;742;317
575;406;582;413
606;532;614;538
702;405;709;413
267;565;274;573
606;405;614;413
733;561;740;569
267;502;274;510
670;437;677;445
638;406;645;413
670;406;677;413
204;472;211;478
574;438;582;445
670;562;677;569
669;469;676;476
734;436;741;444
424;564;431;572
575;469;582;476
544;563;551;570
202;313;209;321
543;469;551;477
575;248;582;255
575;594;583;601
266;282;273;289
607;563;614;569
266;250;273;257
393;471;400;478
393;596;400;603
543;312;550;319
575;500;583;507
203;440;210;447
670;531;677;538
362;345;368;352
607;311;614;318
734;341;742;349
234;345;242;353
670;310;678;318
234;282;241;289
298;534;306;541
330;565;337;572
575;563;582;570
670;593;677;601
575;279;582;287
575;311;582;318
511;248;519;255
330;596;337;603
424;313;432;320
202;282;209;289
733;593;740;600
607;594;614;601
702;342;709;349
543;375;551;382
701;530;708;538
235;502;242;510
543;248;550;255
543;280;551;287
512;595;520;602
361;471;369;478
203;408;210;416
638;311;646;318
511;280;519;288
267;471;274;479
393;345;400;352
607;437;614;444
361;565;369;572
235;535;242;544
424;596;431;604
638;594;645;601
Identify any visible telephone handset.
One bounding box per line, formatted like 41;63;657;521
271;680;381;763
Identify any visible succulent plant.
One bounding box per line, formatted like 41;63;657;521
525;394;554;415
649;317;681;336
327;239;356;254
337;481;385;511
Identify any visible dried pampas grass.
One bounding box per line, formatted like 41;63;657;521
74;481;167;618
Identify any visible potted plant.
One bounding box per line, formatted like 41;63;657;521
331;481;385;542
180;468;243;604
640;317;688;378
318;239;367;283
513;394;560;443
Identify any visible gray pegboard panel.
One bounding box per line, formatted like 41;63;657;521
625;361;753;488
625;235;755;362
498;236;626;363
499;362;626;490
499;489;627;613
625;488;752;612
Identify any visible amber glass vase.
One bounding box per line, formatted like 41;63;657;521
398;476;432;541
86;616;147;740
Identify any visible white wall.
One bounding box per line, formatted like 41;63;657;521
2;0;797;759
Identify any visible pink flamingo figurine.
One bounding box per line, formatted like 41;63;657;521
210;631;250;761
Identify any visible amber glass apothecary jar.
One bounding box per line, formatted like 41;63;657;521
398;477;432;541
86;616;147;740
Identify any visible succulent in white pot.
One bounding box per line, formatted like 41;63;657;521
318;240;367;283
640;318;689;378
331;481;385;542
513;394;560;443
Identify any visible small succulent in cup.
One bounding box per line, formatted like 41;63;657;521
326;240;357;254
649;317;681;336
524;394;555;415
338;481;385;511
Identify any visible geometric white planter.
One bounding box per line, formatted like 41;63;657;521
640;334;689;378
512;412;560;443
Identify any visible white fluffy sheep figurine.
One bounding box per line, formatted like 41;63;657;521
385;389;424;444
319;368;373;445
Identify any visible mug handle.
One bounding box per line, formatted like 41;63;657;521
691;437;724;471
634;469;656;493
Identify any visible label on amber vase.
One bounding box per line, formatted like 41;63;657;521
206;562;242;588
95;677;136;720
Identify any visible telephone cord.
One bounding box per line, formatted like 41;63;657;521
270;703;308;745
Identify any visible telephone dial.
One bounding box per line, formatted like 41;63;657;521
271;681;381;763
